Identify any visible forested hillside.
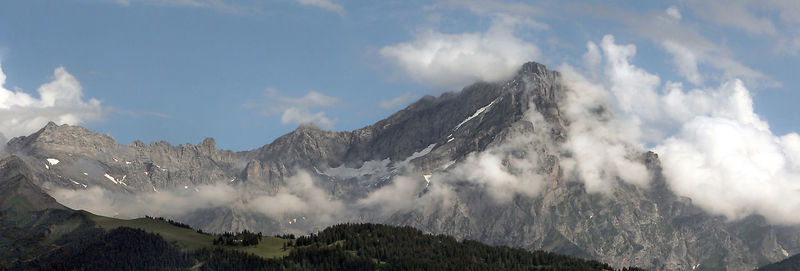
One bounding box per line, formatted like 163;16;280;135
11;222;644;271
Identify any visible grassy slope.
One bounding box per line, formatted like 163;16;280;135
83;211;289;259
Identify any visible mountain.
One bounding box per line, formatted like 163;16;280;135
0;156;84;268
0;157;635;270
0;156;66;213
758;253;800;271
4;61;800;270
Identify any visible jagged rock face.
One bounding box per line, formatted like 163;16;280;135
4;62;800;270
6;122;241;193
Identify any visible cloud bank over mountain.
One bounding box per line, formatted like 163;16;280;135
0;61;106;143
561;35;800;224
14;1;800;231
380;15;542;90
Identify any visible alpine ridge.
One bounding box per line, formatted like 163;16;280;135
3;62;800;270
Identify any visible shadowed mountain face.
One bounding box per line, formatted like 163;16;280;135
0;156;90;269
0;156;66;213
759;253;800;271
4;62;800;270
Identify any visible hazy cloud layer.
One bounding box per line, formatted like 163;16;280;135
49;171;347;224
0;61;106;142
50;182;237;218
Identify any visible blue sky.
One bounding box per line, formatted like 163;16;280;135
1;0;799;151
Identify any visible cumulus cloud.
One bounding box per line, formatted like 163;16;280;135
295;0;345;16
380;15;541;89
655;117;800;224
562;34;800;224
244;88;340;130
0;61;106;142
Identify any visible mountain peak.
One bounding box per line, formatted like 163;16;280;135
518;61;550;75
6;122;117;155
43;121;59;130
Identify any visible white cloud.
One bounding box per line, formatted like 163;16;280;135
295;0;345;16
0;61;106;142
439;106;551;202
357;175;424;215
655;117;800;224
563;34;800;224
380;15;541;89
244;88;340;130
449;150;544;203
558;64;650;193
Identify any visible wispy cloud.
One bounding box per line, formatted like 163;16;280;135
295;0;345;16
682;0;800;55
570;3;778;88
112;0;251;14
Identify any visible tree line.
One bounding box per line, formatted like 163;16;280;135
14;222;647;271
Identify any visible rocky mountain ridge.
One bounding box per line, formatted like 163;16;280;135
3;61;799;270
